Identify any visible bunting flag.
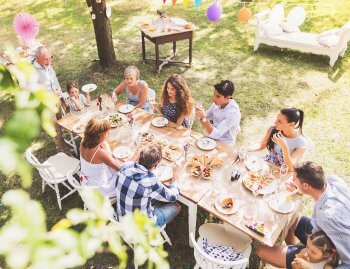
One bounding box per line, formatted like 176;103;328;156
172;0;177;6
163;0;166;3
194;0;202;10
183;0;189;7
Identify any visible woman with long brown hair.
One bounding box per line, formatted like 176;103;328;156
152;74;193;127
80;118;122;197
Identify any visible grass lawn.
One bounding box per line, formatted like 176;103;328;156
1;0;350;268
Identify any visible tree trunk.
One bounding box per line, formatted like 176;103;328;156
86;0;116;68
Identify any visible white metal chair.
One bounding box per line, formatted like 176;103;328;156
60;92;80;156
66;170;100;210
25;148;80;210
67;170;117;210
191;223;252;269
148;88;156;114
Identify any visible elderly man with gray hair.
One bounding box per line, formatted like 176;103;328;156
33;46;63;97
33;46;70;152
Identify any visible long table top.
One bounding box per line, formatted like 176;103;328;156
57;98;302;246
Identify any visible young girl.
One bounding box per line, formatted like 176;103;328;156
292;230;339;269
248;108;309;170
66;81;91;111
154;74;193;127
113;66;150;111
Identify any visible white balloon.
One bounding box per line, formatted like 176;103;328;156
287;6;306;27
268;4;284;26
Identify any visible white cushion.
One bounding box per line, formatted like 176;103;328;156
338;22;350;36
287;6;306;27
268;4;284;25
262;23;283;37
280;22;300;33
318;35;340;47
318;28;340;38
46;153;80;178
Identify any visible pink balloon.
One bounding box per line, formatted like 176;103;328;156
207;1;222;22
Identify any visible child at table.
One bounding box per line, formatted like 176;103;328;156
66;81;91;111
113;66;150;112
152;74;193;127
292;230;339;269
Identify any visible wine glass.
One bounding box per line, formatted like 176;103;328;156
244;183;259;221
105;93;114;112
238;146;247;163
280;164;289;181
195;101;203;110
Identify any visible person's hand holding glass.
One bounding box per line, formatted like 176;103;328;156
195;101;206;121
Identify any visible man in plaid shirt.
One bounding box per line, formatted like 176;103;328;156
115;144;181;226
257;161;350;269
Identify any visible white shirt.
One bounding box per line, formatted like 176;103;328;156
206;99;241;145
33;60;62;97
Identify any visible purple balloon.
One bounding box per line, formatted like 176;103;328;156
207;1;222;22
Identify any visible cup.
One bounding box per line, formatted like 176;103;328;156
196;101;203;109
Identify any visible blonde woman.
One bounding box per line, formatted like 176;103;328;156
113;66;150;111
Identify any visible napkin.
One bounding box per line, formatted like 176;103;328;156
245;222;265;237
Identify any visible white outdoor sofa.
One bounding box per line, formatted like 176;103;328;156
254;10;350;67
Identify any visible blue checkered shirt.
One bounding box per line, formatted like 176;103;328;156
114;161;179;223
311;175;350;269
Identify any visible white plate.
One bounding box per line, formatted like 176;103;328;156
245;157;269;173
242;174;278;195
151;117;169;127
104;113;126;128
197;138;216;151
268;193;296;214
72;122;86;133
119;104;135;114
113;146;132;159
81;83;97;93
153;165;173;182
214;195;239;215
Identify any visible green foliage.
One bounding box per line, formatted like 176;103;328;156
0;52;57;187
0;52;169;268
0;189;169;269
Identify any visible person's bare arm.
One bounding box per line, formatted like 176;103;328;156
99;149;122;171
113;80;127;95
135;83;148;109
176;112;186;126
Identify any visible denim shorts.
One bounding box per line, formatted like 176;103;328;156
154;202;181;227
286;216;313;269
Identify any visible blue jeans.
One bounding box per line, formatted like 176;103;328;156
154;202;181;227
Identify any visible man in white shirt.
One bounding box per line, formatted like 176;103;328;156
33;46;63;97
33;46;69;152
195;80;241;146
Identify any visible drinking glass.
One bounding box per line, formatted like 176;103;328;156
238;146;247;162
245;182;259;220
149;99;157;115
210;175;221;205
196;101;203;110
188;108;196;131
278;163;289;193
105;93;114;112
280;164;289;181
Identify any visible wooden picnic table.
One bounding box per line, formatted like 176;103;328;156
57;97;302;247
